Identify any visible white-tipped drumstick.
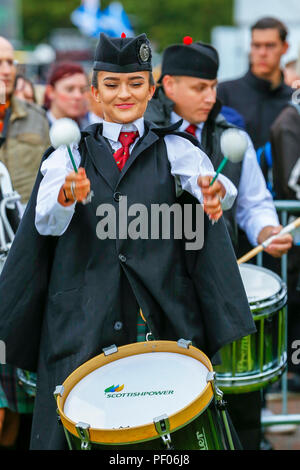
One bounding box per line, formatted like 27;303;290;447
209;128;248;186
49;118;93;204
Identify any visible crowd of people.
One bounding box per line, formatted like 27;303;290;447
0;15;299;451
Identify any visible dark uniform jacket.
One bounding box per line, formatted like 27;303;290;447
0;121;254;449
145;86;243;247
217;69;292;150
271;103;300;201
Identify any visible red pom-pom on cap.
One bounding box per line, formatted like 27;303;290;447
183;36;193;45
121;32;127;38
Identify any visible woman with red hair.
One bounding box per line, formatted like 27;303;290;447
44;62;89;129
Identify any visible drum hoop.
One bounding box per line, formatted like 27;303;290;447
240;264;286;307
251;292;287;319
56;340;214;444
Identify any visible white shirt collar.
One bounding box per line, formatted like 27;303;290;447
102;117;145;142
170;111;204;133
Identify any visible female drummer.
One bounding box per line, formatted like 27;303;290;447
0;32;255;450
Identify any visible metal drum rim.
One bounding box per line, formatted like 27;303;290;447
56;340;215;445
239;264;287;309
251;293;287;319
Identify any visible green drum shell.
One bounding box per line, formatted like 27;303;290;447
215;266;287;394
63;402;233;451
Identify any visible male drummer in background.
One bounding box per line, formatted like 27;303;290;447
145;38;293;450
0;32;256;450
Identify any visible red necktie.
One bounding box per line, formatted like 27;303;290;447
185;124;197;137
113;131;139;171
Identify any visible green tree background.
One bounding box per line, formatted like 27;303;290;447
21;0;234;50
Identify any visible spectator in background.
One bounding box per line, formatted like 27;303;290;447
0;36;50;205
284;58;300;87
218;17;292;152
14;75;36;104
44;62;89;129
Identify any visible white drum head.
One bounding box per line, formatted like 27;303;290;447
63;352;210;430
239;264;281;303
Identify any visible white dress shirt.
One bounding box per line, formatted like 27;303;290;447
35;117;237;236
171;111;279;246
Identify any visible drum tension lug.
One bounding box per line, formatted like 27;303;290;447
154;414;173;450
53;386;65;426
177;339;192;349
207;372;227;408
103;344;118;356
76;422;91;450
53;385;64;399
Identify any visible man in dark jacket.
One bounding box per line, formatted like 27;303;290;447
217;17;292;152
271;101;300;392
145;37;293;450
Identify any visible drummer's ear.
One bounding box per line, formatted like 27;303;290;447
91;84;101;103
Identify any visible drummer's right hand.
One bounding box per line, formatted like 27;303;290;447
58;168;91;206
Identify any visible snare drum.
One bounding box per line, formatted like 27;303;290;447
215;264;287;393
54;340;237;450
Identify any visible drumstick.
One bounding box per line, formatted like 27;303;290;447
209;157;228;186
237;217;300;265
67;145;78;174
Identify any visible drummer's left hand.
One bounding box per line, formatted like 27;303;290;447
257;225;293;258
